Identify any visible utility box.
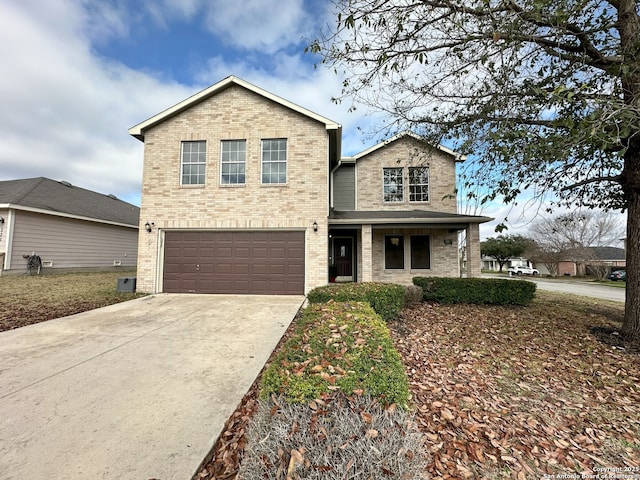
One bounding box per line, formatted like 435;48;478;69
117;277;136;293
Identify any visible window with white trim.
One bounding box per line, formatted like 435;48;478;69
383;167;403;202
384;235;405;269
409;167;429;202
221;140;246;185
411;235;431;269
261;139;287;184
181;141;206;185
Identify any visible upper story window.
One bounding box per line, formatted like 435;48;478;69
409;167;430;202
181;141;206;185
383;167;404;202
221;140;246;185
262;139;287;184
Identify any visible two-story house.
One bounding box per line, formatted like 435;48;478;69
129;76;491;295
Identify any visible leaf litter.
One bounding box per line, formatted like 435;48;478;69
196;291;639;479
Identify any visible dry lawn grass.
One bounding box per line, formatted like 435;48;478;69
0;270;143;331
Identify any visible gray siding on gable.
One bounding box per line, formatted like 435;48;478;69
333;164;356;211
8;211;138;271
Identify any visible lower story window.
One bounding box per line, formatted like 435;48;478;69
411;235;431;269
385;235;404;269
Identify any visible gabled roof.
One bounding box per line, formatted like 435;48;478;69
0;177;140;227
129;75;342;141
343;131;467;162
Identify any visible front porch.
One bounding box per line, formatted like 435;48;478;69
327;210;491;285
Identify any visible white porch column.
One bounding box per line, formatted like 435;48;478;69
361;224;373;282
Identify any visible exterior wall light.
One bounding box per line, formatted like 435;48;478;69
313;221;318;232
144;221;152;233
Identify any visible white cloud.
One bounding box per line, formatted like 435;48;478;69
0;0;194;205
195;52;380;153
204;0;310;53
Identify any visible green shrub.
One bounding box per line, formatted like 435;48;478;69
412;277;536;305
260;301;410;407
306;282;405;321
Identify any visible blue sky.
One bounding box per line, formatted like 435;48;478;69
0;0;379;204
0;0;624;240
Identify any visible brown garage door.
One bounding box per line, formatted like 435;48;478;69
163;231;305;294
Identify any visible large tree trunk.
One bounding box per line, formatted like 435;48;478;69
623;184;640;344
618;0;640;345
622;142;640;345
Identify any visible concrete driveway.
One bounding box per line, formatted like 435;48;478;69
0;294;304;480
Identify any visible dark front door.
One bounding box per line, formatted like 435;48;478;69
333;237;353;278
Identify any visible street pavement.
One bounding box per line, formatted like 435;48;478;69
525;277;625;302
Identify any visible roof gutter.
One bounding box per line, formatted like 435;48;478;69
329;215;494;225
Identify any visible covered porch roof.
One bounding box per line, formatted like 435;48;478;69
328;210;493;229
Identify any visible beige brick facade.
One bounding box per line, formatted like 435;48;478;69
343;135;475;283
355;136;458;213
136;84;330;293
132;78;489;294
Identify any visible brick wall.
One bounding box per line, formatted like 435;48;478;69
137;85;330;293
355;136;458;213
370;228;460;284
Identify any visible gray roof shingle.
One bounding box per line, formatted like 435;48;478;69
0;177;140;226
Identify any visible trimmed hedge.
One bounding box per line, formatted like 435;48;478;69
260;301;410;407
306;282;405;321
413;277;536;305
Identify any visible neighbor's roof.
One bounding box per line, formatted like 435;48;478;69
329;209;492;226
129;75;342;140
590;246;626;260
342;131;467;162
0;177;140;227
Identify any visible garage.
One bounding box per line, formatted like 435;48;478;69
162;231;305;294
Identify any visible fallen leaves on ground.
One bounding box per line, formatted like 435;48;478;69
197;291;640;479
391;292;640;479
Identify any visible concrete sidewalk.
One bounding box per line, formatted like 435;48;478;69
0;294;304;480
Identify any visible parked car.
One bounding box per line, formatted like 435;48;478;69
608;270;626;281
508;266;540;276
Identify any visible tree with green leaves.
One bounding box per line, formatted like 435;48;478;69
481;234;532;271
311;0;640;344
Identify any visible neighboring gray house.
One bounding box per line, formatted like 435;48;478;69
0;178;139;273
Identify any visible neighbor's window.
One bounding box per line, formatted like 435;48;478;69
409;167;429;202
383;168;404;202
221;140;246;185
262;139;287;184
181;141;206;185
384;235;405;269
411;235;431;269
